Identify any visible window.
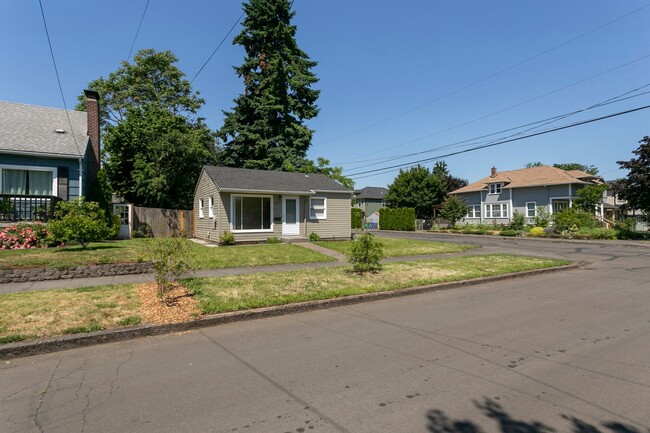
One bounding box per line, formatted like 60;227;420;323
198;198;204;218
488;183;502;194
526;202;537;218
466;205;481;219
309;197;326;220
232;195;272;231
485;203;508;218
1;166;55;196
208;196;214;218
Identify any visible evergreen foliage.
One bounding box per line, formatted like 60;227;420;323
347;233;384;273
615;136;650;220
351;208;363;229
218;0;320;171
379;208;415;231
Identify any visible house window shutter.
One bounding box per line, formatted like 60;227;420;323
57;167;68;200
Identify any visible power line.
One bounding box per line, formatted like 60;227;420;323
127;0;150;61
317;3;650;147
38;0;81;156
190;11;245;84
347;104;650;179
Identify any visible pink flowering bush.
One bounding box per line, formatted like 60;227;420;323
0;222;62;250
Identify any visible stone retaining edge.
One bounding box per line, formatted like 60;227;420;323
0;262;153;284
0;263;580;360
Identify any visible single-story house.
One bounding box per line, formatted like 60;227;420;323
353;186;388;221
0;90;101;222
449;165;605;225
194;166;353;242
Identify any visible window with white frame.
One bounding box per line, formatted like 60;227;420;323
208;196;214;218
466;205;481;219
488;183;502;194
198;198;204;218
526;202;536;218
309;197;326;220
485;203;508;219
0;165;56;196
232;195;272;231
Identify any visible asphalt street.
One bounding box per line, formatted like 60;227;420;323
1;234;649;433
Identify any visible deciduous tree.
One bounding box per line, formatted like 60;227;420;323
615;136;650;219
385;165;444;219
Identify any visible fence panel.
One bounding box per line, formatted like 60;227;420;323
132;206;192;238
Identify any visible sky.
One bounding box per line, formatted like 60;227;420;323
1;0;649;189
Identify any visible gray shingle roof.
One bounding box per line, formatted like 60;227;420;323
204;166;352;194
0;100;89;157
354;186;388;200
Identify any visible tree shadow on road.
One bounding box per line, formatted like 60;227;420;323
426;397;649;433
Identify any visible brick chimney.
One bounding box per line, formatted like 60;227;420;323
490;166;497;178
84;89;101;191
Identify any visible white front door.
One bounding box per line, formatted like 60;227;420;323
282;196;300;236
113;204;131;239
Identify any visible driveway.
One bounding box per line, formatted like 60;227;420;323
1;234;649;432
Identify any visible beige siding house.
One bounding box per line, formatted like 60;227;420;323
194;166;352;243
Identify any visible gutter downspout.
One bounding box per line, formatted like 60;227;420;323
78;157;83;198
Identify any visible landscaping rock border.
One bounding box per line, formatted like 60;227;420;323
0;262;153;284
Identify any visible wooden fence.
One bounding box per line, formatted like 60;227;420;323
132;206;192;238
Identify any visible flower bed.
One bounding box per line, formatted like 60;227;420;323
0;222;60;250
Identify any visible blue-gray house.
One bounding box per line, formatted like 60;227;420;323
0;90;100;222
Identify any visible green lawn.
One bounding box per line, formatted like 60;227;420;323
186;254;569;314
0;239;335;270
316;237;476;257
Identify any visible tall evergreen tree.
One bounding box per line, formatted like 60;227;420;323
615;136;650;219
218;0;320;171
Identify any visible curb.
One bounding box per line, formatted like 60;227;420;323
0;263;580;360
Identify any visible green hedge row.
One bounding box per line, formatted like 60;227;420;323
351;208;363;229
379;207;415;231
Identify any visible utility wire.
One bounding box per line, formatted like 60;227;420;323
190;11;245;84
38;0;82;156
317;3;650;147
127;0;150;60
347;104;650;179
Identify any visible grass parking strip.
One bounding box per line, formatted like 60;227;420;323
315;237;476;257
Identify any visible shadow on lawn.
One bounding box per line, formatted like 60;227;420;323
51;243;125;253
426;397;648;433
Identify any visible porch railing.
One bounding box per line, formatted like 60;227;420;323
0;194;61;223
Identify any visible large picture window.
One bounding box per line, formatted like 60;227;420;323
485;203;508;219
232;195;272;231
1;167;55;196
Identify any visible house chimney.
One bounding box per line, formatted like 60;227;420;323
84;89;101;192
490;166;497;178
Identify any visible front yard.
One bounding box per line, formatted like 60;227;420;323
316;237;476;257
0;254;570;344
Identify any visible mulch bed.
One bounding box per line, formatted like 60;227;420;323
137;283;200;324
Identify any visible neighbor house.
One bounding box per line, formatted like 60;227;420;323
449;165;605;225
602;183;648;231
194;166;352;242
0;90;101;222
353;186;387;217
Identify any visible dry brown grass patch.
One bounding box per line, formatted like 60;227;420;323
137;283;199;324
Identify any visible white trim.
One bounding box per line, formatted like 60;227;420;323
198;198;204;218
484;203;508;219
0;164;57;196
488;183;502;194
309;196;327;220
526;201;537;218
230;194;274;233
466;204;481;219
550;197;571;214
282;195;300;235
509;188;513;221
78;157;83;198
480;190;484;223
208;196;214;219
0;149;81;159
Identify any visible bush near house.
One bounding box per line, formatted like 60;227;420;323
552;208;600;234
0;222;58;250
48;198;113;249
351;208;362;229
379;208;415;231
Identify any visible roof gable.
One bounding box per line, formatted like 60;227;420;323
355;186;388;200
0;101;89;157
203;166;352;194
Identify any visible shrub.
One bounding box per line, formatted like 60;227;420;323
534;206;550;228
351;208;362;229
552;208;600;233
617;217;637;232
529;227;545;237
48;198;112;248
219;230;235;246
147;236;194;302
499;230;518;237
347;233;384;273
266;236;281;244
509;211;526;230
0;222;57;250
576;227;617;240
309;232;321;242
379;208;415;231
440;196;470;228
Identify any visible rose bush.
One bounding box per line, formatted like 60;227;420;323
0;222;61;250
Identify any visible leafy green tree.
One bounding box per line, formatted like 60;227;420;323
296;157;354;190
347;233;384;273
553;163;599;175
439;196;470;228
525;162;544;168
574;184;607;213
552;208;599;233
79;49;217;209
147;236;194;302
49;198;112;248
218;0;320;171
615;137;650;220
385;165;445;219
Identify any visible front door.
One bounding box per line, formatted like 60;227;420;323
282;196;299;236
113;204;131;239
552;200;569;213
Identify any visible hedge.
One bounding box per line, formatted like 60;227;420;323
379;207;415;231
351;208;363;229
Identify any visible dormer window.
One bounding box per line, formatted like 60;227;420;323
488;183;502;194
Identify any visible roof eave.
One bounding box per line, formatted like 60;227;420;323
0;148;83;159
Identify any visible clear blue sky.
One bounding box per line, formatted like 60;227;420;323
1;1;649;189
